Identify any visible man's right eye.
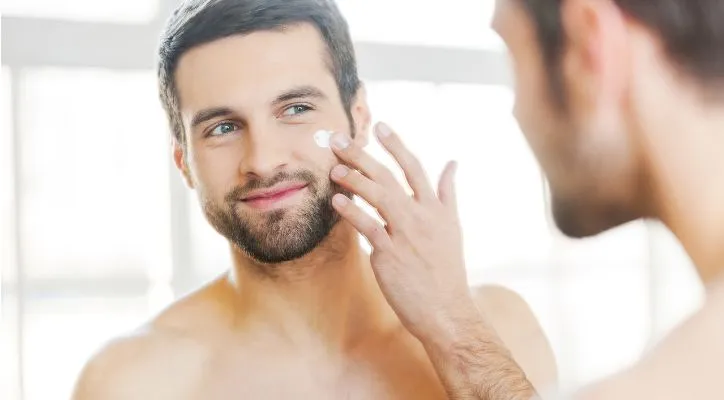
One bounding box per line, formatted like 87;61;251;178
209;122;240;137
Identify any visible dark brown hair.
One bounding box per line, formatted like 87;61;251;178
519;0;724;104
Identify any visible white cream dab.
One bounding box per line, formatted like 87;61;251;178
313;129;333;148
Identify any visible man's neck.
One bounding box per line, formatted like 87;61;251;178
226;222;398;350
640;91;724;285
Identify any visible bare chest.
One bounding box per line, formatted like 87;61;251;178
184;346;448;400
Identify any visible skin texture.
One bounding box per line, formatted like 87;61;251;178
70;24;557;399
325;0;724;398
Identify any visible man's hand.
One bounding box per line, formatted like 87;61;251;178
329;121;474;342
329;122;538;400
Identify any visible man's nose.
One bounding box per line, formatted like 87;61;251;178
239;126;290;178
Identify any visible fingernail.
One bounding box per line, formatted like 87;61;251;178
332;133;351;149
332;194;349;207
376;122;392;138
331;164;349;179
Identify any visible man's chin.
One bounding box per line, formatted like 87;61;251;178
239;245;315;265
551;197;639;238
235;214;341;265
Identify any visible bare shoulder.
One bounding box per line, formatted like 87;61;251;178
470;284;559;393
71;281;227;400
70;327;209;400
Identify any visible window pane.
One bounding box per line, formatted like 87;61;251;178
2;0;159;23
1;295;20;400
22;296;150;400
338;0;502;50
0;67;19;400
1;68;16;285
17;68;172;280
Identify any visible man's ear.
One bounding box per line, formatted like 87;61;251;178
173;137;195;189
561;0;629;113
350;83;372;148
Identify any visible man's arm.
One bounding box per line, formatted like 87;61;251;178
327;124;548;399
422;283;560;400
472;285;558;393
418;295;542;400
424;278;724;400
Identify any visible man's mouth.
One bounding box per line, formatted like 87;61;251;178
241;183;308;209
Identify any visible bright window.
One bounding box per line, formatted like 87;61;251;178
338;0;503;50
2;0;159;23
16;68;172;281
23;297;149;400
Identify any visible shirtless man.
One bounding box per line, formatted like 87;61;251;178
70;0;556;399
326;0;724;398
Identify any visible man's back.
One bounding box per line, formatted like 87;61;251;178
71;279;556;400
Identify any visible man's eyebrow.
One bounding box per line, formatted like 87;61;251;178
190;107;234;128
272;85;327;106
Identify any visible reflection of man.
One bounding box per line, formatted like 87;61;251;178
329;0;724;399
71;0;556;398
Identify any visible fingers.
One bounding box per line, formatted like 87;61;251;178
330;164;390;216
331;132;400;192
331;193;393;251
438;161;458;209
373;122;436;201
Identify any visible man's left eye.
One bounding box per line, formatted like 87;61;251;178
282;104;312;117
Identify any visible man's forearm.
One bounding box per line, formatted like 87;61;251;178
421;311;538;400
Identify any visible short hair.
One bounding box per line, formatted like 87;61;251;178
157;0;360;144
519;0;724;105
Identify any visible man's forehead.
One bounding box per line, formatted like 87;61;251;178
174;24;335;110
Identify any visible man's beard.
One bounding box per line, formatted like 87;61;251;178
202;169;349;266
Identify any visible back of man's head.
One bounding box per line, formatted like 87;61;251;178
157;0;359;145
520;0;724;104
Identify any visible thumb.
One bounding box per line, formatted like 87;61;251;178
437;160;459;211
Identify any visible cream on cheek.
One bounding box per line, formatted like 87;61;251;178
289;128;344;177
313;129;333;148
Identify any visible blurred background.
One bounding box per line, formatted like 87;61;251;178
0;0;707;399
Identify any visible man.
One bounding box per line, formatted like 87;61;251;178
71;0;557;399
326;0;724;398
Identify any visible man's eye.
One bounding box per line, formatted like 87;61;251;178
210;122;239;137
282;104;312;117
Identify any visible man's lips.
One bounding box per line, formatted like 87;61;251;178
240;183;308;208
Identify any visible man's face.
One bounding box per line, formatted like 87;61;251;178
493;0;644;237
173;24;369;264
